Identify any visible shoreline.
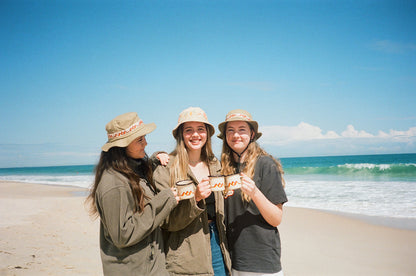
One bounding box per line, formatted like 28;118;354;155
1;180;415;275
4;179;416;230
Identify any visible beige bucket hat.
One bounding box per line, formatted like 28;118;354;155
172;107;215;138
102;112;156;152
217;109;262;140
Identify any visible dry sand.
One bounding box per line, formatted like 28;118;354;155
1;180;415;276
279;207;416;275
0;181;101;276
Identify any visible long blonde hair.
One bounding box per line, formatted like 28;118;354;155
220;125;285;202
169;123;215;186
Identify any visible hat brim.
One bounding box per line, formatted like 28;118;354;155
102;123;156;152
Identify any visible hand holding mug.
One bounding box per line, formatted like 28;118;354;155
195;177;212;202
170;187;180;204
175;180;195;201
240;173;258;198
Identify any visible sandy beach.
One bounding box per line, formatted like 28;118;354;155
0;181;101;276
1;180;415;276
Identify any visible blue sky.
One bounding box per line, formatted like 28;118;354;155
1;0;415;168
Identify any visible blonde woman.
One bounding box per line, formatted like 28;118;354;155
86;112;179;276
218;109;287;276
153;107;231;276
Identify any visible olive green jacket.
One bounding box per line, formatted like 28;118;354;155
95;167;177;276
153;155;232;275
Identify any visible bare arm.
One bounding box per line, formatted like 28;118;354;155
241;173;283;227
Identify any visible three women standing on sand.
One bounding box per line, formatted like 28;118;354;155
87;108;287;276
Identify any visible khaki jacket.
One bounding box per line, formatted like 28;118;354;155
95;167;177;276
153;155;232;275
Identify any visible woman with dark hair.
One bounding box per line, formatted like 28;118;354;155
218;109;288;276
86;112;179;276
153;107;231;276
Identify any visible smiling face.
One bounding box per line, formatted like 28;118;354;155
225;121;253;155
126;135;147;159
182;122;207;152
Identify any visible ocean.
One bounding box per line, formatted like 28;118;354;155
1;153;415;223
281;153;416;221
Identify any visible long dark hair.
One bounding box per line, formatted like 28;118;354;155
86;147;154;218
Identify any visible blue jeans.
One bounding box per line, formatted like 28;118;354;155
209;221;228;276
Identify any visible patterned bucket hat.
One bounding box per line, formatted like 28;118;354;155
102;112;156;152
217;109;262;140
172;107;215;138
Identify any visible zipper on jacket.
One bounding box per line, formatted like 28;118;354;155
150;243;154;261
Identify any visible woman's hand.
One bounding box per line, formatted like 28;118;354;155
240;173;283;227
170;187;180;204
240;172;258;198
156;153;170;166
195;177;212;202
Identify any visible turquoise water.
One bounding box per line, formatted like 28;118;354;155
280;153;416;220
1;153;415;219
0;165;95;188
282;153;416;179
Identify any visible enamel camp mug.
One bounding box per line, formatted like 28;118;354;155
175;180;196;200
208;175;225;192
225;173;242;192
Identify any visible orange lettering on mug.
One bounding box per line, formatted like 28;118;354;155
213;182;224;188
180;190;194;197
230;181;238;186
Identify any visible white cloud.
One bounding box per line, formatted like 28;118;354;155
260;123;416;146
261;122;339;145
387;127;416;143
341;125;373;138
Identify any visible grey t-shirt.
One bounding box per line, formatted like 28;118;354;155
225;155;288;273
